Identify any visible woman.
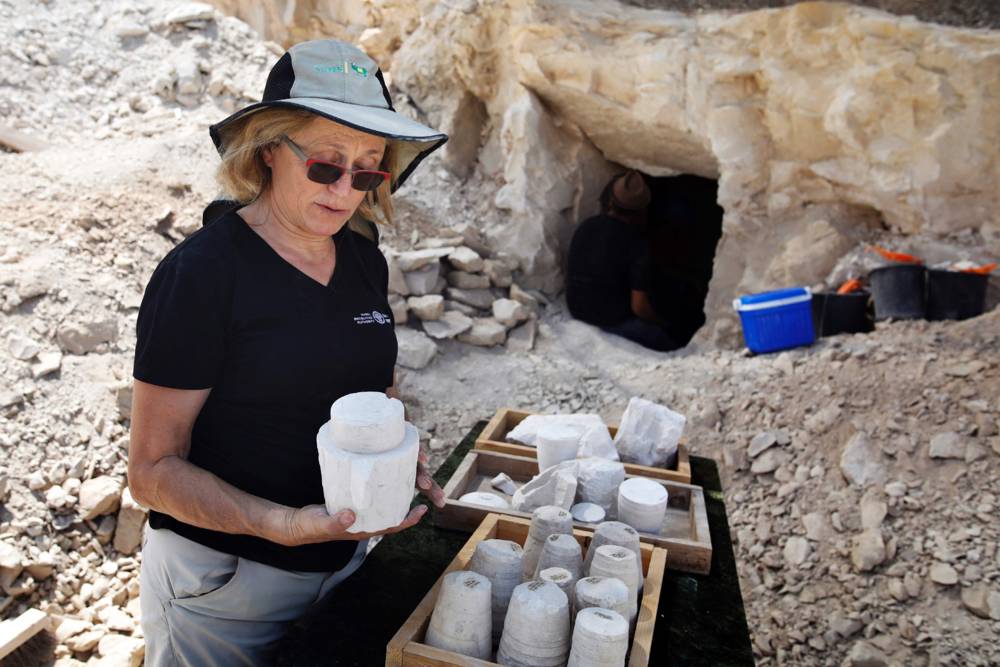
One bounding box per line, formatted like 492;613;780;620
128;39;448;666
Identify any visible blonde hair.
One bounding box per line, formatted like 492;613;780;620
215;108;395;226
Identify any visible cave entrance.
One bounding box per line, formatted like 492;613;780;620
643;173;724;347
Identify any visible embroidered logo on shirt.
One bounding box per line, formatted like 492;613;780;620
353;310;391;325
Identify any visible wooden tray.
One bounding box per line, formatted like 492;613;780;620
475;408;692;484
437;449;711;575
386;513;667;667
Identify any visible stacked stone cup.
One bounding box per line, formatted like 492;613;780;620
588;545;641;624
533;533;583;585
522;505;574;580
538;566;575;599
468;539;524;644
425;571;493;660
497;580;571;667
317;392;420;533
582;522;643;584
617;477;668;534
573;576;631;624
567;607;629;667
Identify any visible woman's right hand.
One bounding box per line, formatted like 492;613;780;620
272;503;428;547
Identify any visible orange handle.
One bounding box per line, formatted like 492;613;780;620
836;279;864;295
868;245;923;265
961;262;997;275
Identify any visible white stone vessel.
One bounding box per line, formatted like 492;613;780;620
567;607;629;667
521;505;574;580
617;477;668;534
573;576;631;623
425;571;493;660
533;533;583;584
317;392;419;533
498;580;571;667
588;545;641;624
468;539;524;644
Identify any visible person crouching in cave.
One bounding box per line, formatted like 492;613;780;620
566;170;680;352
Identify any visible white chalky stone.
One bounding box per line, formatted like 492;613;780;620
508;414;619;461
317;421;419;534
512;461;579;513
571;502;606;523
537;423;581;472
329;392;405;453
491;472;518;495
459;492;511;509
576;458;626;517
613;397;686;468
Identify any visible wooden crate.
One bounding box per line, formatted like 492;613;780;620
437;449;711;575
386;513;667;667
475;408;692;484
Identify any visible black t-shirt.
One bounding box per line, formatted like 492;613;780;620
133;208;397;572
566;214;649;326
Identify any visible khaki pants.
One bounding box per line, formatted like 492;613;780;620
140;527;368;667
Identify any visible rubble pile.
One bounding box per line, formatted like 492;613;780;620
0;1;997;666
386;234;545;369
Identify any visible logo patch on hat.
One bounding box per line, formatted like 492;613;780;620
349;62;369;78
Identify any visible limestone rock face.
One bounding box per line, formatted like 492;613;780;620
389;0;999;337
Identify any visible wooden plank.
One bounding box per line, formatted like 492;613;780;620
387;515;501;667
0;608;50;661
0;124;49;153
402;643;497;666
436;450;712;574
388;513;667;667
474;407;692;484
630;547;667;667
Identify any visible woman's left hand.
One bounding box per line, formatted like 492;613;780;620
416;446;446;508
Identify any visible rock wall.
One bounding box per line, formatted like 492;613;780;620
207;0;1000;344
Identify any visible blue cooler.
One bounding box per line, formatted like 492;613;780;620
733;287;816;354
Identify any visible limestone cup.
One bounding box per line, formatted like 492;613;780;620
588;546;641;624
567;607;629;667
498;580;571;667
317;392;419;533
469;539;524;643
573;576;630;622
617;477;668;534
329;391;406;453
425;571;493;660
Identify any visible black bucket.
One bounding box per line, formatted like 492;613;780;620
926;269;988;321
868;265;926;320
811;291;873;336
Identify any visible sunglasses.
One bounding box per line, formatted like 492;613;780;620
280;135;390;192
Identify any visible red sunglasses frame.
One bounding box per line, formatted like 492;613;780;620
280;135;390;192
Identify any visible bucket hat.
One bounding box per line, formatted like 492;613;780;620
610;170;651;211
209;39;447;191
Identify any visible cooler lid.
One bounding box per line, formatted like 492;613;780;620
733;286;811;312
